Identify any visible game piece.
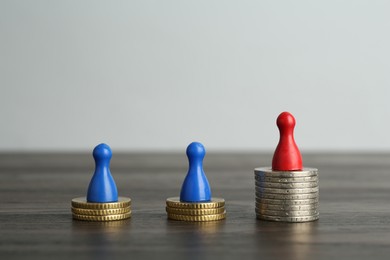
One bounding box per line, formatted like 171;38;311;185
254;112;319;223
166;142;226;222
71;143;132;222
180;142;211;202
87;143;118;202
272;112;303;171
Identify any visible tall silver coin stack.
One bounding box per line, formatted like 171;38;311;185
254;167;319;222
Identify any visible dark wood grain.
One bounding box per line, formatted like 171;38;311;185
1;153;390;259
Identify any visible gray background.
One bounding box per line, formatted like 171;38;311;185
1;0;389;152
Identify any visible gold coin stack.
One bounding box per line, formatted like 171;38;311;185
71;197;132;221
166;197;226;222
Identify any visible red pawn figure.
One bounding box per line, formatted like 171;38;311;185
272;112;303;171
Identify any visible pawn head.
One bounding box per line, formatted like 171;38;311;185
186;142;206;162
93;143;112;161
276;111;296;133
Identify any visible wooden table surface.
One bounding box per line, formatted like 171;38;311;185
1;152;390;260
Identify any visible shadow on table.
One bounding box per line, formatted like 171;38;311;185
254;220;319;260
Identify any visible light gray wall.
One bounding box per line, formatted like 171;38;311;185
1;0;389;151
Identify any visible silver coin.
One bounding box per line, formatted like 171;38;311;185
255;197;319;205
254;175;318;183
256;213;319;222
255;191;318;200
256;208;318;217
255;181;318;189
255;202;318;211
255;186;319;194
254;167;318;178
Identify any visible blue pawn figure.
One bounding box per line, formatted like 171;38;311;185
87;143;118;203
180;142;212;202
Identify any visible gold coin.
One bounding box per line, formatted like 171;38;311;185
166;197;225;209
71;197;131;209
167;211;226;222
72;212;131;221
71;206;131;216
166;206;225;216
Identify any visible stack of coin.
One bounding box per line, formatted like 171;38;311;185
71;197;131;222
254;167;319;222
166;197;226;222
